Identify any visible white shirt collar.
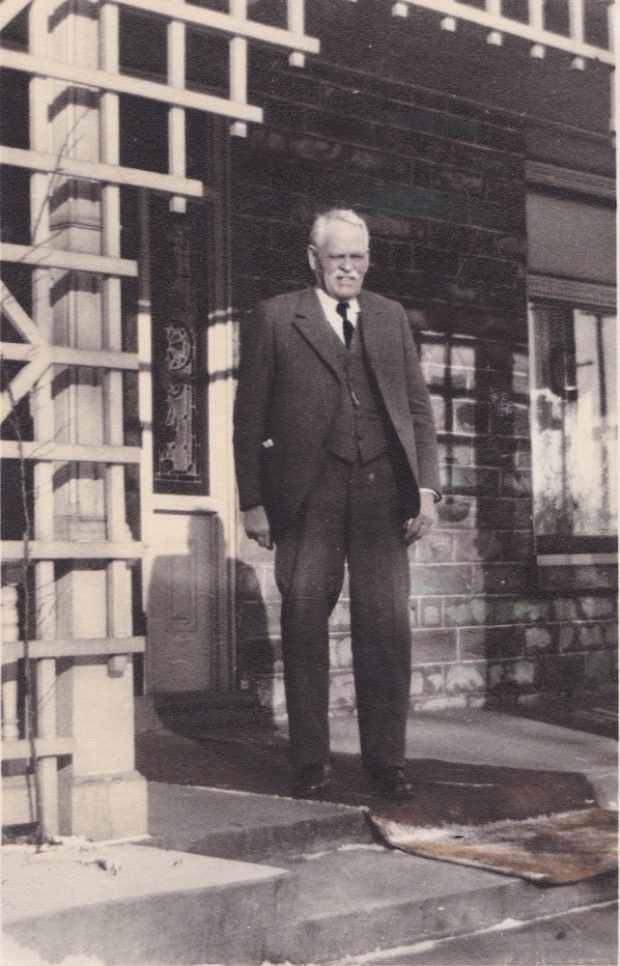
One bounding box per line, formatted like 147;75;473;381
314;288;360;331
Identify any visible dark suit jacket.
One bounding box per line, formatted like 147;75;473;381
233;287;441;538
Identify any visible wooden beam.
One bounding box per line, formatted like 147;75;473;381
26;0;59;840
167;10;187;213
0;145;208;198
0;440;142;463
1;342;139;369
525;161;616;201
399;0;614;63
528;274;617;310
98;3;134;664
1;353;49;419
51;345;139;369
1;540;144;560
568;0;584;45
287;0;307;66
528;0;544;31
0;343;40;361
2;737;74;761
0;49;264;123
114;0;320;54
0;0;32;33
230;0;249;138
2;636;146;661
1;243;138;277
0;279;45;346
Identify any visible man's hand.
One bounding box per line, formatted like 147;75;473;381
244;505;273;550
403;490;436;546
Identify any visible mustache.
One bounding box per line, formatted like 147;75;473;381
335;271;360;280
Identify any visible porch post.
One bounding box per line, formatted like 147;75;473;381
43;0;147;839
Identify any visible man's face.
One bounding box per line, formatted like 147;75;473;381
308;221;369;301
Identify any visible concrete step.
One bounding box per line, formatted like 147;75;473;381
142;783;617;964
145;781;374;864
4;811;616;966
345;900;618;965
2;842;294;965
283;845;618;965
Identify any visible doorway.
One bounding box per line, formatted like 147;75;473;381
129;169;236;698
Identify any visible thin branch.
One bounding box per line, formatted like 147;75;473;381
3;364;45;845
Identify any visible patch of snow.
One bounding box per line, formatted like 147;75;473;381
377;822;457;842
334;938;438;963
486;916;527;931
336;843;386;853
299;843;385;861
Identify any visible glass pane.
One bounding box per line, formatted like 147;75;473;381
530;303;617;539
150;197;210;494
530;303;573;394
569;310;617;535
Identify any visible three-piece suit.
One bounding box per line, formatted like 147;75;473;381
234;286;440;773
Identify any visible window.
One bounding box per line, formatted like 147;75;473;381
529;302;617;553
150;196;210;494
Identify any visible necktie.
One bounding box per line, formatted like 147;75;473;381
336;301;354;349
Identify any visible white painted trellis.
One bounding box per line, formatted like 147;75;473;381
390;0;615;67
0;0;319;836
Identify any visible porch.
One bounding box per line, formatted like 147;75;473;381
1;0;616;844
3;697;617;963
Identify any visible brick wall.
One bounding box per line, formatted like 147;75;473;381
232;55;617;714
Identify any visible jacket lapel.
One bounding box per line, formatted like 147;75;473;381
358;290;402;404
358;290;416;449
292;288;343;381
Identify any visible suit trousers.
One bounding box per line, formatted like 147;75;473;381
274;452;412;773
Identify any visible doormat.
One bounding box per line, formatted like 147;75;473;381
368;807;618;885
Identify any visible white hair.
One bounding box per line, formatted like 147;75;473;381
309;208;370;250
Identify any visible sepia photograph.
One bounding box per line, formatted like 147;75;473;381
0;1;617;964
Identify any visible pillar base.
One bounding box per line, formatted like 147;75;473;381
61;769;148;840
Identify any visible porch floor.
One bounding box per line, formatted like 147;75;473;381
3;696;617;965
135;693;618;826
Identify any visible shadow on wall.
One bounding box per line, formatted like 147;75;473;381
140;509;278;728
234;539;279;713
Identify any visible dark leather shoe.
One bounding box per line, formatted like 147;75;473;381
290;763;331;799
369;766;414;800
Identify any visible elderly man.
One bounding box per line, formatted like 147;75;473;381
234;208;440;800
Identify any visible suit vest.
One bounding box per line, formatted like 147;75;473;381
326;318;394;464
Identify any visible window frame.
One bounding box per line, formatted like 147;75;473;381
527;275;617;563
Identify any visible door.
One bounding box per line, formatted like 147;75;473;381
139;190;236;694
